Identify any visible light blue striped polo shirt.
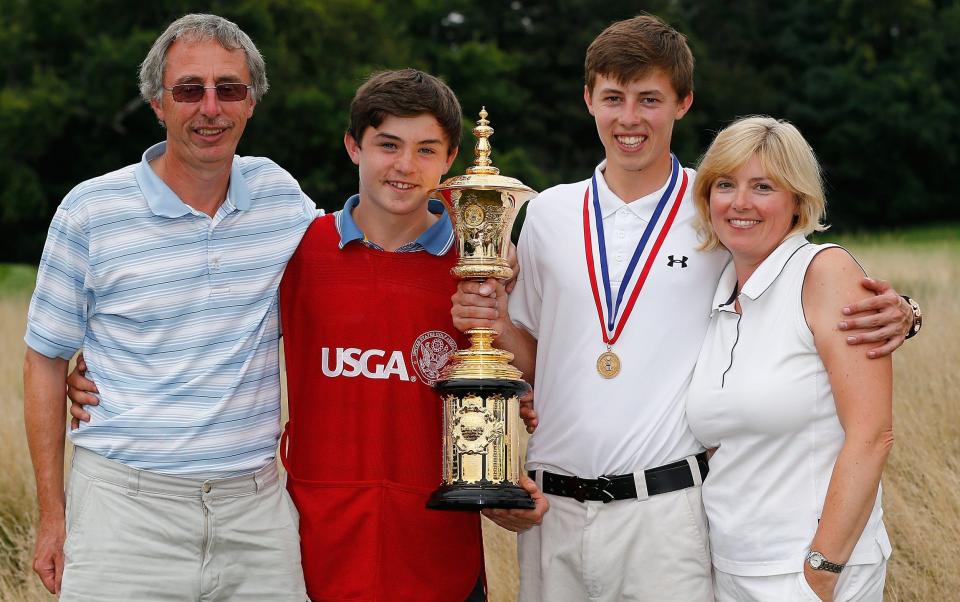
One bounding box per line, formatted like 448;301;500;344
25;142;319;477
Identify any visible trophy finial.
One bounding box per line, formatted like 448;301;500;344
467;107;500;175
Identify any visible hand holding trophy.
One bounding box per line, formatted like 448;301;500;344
428;108;538;510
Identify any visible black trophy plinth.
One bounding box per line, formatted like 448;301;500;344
428;378;535;511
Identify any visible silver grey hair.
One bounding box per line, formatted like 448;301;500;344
138;13;269;103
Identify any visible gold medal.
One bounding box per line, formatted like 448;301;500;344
596;349;621;378
583;161;687;384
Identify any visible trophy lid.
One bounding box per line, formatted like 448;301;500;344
433;108;537;196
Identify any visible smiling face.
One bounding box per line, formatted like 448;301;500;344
584;69;692;199
344;113;457;222
709;154;799;275
149;39;255;173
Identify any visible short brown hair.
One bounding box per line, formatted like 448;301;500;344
585;14;694;100
347;69;462;155
693;116;828;251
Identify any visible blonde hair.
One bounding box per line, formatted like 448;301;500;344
693;116;828;251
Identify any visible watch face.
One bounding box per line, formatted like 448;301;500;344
809;553;824;569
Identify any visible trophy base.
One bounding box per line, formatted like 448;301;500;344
427;483;536;511
431;377;534;511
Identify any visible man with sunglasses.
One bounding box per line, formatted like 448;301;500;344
23;13;314;601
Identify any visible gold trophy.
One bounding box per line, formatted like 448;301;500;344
428;108;537;510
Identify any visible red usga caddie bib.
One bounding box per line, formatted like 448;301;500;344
279;215;481;602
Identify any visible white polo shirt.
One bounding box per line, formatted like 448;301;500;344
509;162;729;478
686;235;890;575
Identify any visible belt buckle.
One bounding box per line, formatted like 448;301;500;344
598;475;616;503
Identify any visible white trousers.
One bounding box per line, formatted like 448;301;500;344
518;485;713;602
60;447;306;602
713;560;887;602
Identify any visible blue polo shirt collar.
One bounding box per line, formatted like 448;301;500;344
336;194;454;256
134;141;251;217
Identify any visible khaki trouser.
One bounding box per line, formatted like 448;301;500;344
60;447;306;601
519;484;713;602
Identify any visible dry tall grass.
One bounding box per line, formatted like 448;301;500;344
848;237;960;602
0;291;56;601
1;234;957;601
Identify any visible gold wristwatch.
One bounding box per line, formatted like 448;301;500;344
902;295;922;340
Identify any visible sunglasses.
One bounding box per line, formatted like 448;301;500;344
164;83;252;103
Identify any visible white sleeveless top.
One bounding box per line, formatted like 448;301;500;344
687;234;891;576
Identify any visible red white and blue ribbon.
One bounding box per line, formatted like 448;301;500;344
582;155;689;347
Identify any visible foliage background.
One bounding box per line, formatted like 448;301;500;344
2;0;959;263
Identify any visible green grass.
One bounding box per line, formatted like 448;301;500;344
0;265;36;297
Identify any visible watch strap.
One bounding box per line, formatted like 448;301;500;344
807;550;845;573
901;295;922;340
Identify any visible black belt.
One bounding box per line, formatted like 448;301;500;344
531;452;709;503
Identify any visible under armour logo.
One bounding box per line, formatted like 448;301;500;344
667;255;688;268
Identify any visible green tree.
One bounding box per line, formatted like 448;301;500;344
2;0;958;263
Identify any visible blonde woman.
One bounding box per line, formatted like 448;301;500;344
687;116;892;601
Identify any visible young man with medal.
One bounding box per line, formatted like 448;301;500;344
451;14;915;602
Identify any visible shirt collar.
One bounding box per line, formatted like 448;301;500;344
334;194;454;256
711;260;739;315
711;233;811;314
134;141;250;217
593;160;674;222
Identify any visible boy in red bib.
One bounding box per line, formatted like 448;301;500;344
279;69;546;602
